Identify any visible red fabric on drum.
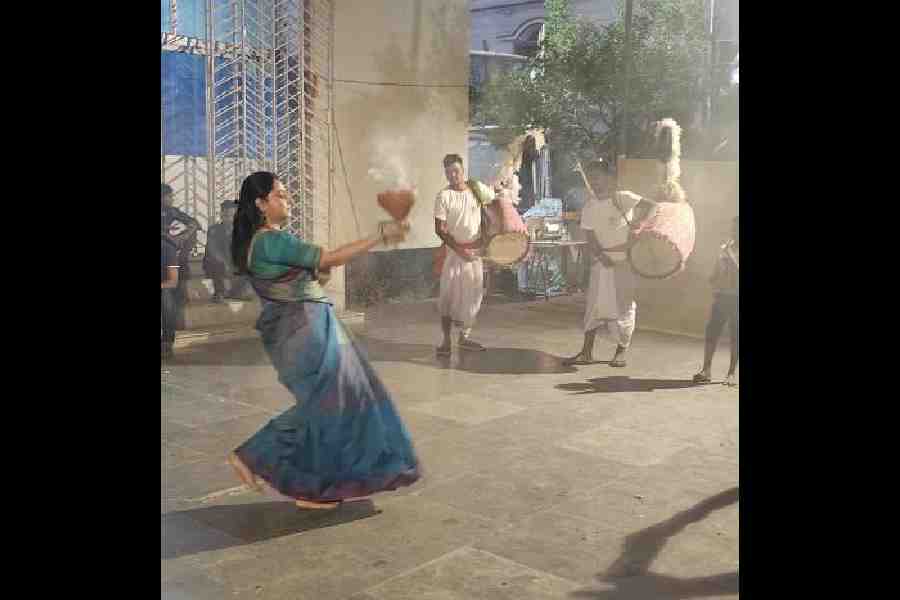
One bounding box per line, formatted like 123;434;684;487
485;191;527;236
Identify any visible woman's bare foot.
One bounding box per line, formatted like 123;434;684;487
723;373;737;387
295;498;341;510
436;339;452;356
228;452;262;492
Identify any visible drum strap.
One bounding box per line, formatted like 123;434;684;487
611;190;634;229
480;207;491;247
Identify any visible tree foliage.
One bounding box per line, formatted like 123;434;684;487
480;0;714;165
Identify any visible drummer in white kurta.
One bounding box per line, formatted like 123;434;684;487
564;160;656;367
434;153;494;355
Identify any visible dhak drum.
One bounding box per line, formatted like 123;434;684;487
628;202;696;279
484;232;530;267
482;189;529;267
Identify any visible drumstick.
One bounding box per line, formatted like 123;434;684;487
573;159;596;201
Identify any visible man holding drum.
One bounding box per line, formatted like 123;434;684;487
434;153;494;355
564;160;656;368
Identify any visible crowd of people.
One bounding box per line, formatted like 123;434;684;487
160;188;257;359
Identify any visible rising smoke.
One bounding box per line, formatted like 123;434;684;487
366;134;424;246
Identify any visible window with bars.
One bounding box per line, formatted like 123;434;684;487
161;0;331;248
513;22;543;59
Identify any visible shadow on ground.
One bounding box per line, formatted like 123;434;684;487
446;347;578;374
162;500;379;560
168;338;270;366
174;333;580;374
355;337;440;362
358;335;578;375
571;572;738;599
167;333;577;376
571;487;739;599
557;376;698;394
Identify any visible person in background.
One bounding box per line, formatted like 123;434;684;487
433;154;494;355
563;160;655;367
693;216;739;386
162;183;202;328
161;234;180;359
203;200;250;302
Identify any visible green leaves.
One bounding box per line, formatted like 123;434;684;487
475;0;713;162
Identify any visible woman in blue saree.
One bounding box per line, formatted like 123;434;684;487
227;172;421;509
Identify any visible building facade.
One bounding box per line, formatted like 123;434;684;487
471;0;616;55
471;0;737;63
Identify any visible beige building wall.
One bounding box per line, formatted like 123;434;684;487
617;159;739;337
326;0;470;312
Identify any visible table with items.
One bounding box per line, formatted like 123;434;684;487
483;198;593;300
519;239;588;300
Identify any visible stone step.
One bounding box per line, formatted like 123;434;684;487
183;277;250;303
173;324;258;349
182;298;261;330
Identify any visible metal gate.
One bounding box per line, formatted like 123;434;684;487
161;0;333;255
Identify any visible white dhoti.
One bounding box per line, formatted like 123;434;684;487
584;260;636;348
438;252;484;329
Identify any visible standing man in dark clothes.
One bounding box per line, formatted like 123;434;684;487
693;216;739;386
203;200;250;302
161;234;180;359
161;183;201;328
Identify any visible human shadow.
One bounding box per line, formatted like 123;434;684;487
557;376;698;394
169;338;271;366
357;336;577;375
354;336;440;363
570;487;739;599
570;571;739;599
356;334;578;375
449;347;578;374
167;332;577;375
162;500;379;560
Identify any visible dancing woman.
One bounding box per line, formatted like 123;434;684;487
227;172;421;509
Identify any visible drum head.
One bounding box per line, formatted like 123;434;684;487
629;234;683;279
485;232;529;266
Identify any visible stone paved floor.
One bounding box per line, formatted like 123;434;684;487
162;297;739;599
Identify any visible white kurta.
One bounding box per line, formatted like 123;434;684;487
580;191;644;347
434;187;487;328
